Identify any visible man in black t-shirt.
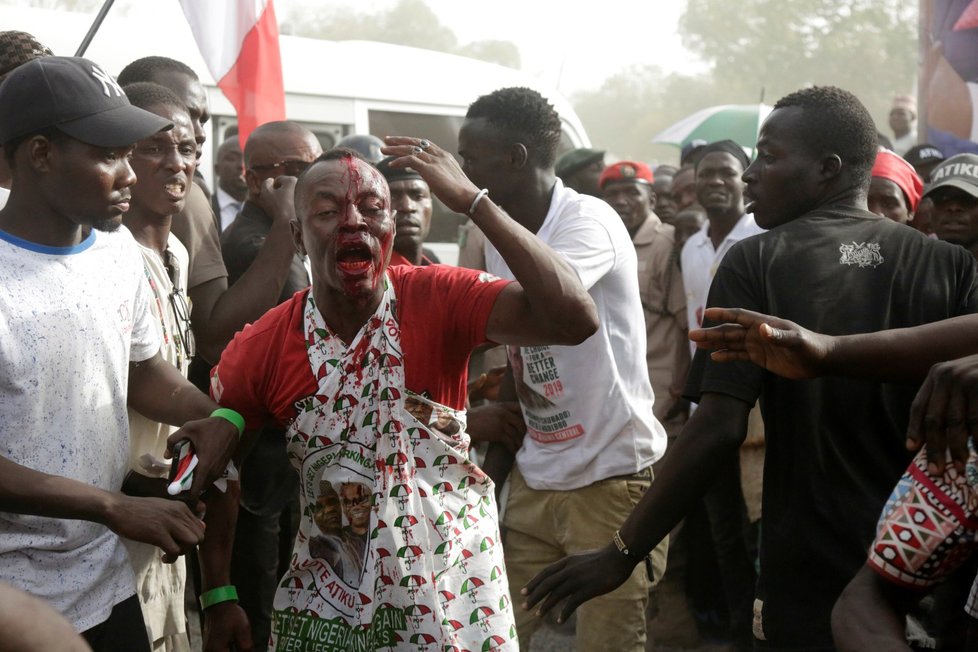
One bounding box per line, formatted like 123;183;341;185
522;86;978;651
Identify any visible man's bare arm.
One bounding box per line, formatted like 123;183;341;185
382;137;598;347
190;177;301;363
831;566;916;652
691;307;978;382
691;307;978;473
198;431;262;652
0;455;204;560
521;392;751;623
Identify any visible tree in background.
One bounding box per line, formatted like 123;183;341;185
577;0;916;163
283;0;521;69
20;0;915;164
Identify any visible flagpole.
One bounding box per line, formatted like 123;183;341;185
75;0;116;57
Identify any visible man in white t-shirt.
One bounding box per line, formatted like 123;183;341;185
462;87;669;652
682;142;764;339
0;56;241;652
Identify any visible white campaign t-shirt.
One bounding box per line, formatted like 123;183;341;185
485;179;666;490
0;226;160;631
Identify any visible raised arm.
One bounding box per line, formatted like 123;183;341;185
382;137;597;347
521;392;751;622
189;177;301;363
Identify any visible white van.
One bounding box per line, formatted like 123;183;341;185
0;5;591;261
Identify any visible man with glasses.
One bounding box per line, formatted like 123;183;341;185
219;119;322;652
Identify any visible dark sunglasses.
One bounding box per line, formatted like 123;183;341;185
249;159;311;177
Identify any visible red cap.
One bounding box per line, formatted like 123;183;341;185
872;149;923;211
599;161;654;190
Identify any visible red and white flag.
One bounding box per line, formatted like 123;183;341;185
178;0;286;147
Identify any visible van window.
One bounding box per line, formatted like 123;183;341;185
368;109;468;245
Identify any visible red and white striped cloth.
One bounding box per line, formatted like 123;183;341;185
178;0;286;146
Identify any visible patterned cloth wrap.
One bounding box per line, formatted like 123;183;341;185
868;440;978;588
270;281;517;651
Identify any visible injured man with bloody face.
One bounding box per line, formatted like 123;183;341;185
198;143;600;651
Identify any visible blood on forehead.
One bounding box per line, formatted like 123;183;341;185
339;155;387;203
297;155;390;215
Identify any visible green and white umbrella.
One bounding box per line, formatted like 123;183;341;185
652;103;774;151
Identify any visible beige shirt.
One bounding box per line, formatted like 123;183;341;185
170;181;227;290
124;232;191;647
633;214;689;433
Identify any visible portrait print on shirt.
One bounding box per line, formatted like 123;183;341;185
309;478;370;588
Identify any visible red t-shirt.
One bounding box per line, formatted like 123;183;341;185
212;264;508;430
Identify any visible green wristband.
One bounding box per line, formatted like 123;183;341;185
210;408;244;437
199;585;238;610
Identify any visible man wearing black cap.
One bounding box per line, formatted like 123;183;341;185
683;140;762;335
554;147;605;197
0;56;241;651
904;143;946;183
376;155;436;266
925;153;978;261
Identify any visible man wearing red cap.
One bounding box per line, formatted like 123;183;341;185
868;149;923;225
600;161;689;437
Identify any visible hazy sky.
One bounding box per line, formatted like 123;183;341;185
6;0;704;97
277;0;705;95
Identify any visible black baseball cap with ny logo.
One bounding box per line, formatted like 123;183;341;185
0;55;171;148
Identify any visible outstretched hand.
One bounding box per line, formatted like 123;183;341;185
688;307;832;380
906;352;978;475
521;545;637;625
381;137;480;214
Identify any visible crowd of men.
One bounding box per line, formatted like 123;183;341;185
2;24;978;652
